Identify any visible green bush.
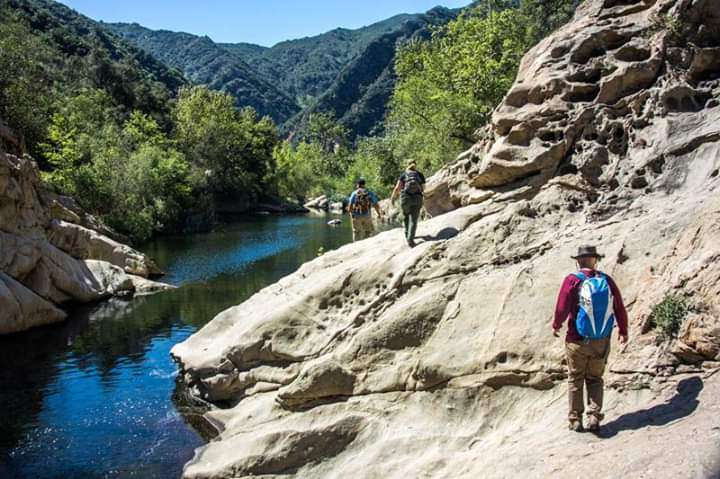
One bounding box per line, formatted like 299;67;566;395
387;7;536;171
173;86;278;200
41;91;194;242
649;294;690;339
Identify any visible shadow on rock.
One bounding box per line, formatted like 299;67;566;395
599;377;703;439
418;227;460;243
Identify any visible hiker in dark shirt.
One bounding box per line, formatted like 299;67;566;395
390;160;425;247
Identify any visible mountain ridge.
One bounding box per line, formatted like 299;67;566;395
104;21;300;124
107;6;461;136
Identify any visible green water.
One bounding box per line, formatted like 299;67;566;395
0;214;356;479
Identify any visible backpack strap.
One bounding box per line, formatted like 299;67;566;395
572;272;587;281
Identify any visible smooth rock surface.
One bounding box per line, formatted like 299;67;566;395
0;153;170;333
173;1;720;477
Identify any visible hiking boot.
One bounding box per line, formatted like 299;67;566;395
568;419;583;432
586;415;600;432
407;239;416;247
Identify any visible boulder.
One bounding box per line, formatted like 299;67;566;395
0;272;66;334
303;195;329;210
0;153;171;334
47;220;161;277
328;201;344;214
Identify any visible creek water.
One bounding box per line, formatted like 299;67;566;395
0;213;358;479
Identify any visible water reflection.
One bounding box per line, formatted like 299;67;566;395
0;214;357;479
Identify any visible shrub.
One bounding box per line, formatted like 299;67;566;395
649;294;689;339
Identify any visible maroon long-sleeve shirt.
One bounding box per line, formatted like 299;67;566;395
553;268;628;342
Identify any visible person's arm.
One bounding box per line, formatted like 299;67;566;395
347;193;355;216
553;275;580;336
371;192;383;217
390;180;402;202
608;276;629;343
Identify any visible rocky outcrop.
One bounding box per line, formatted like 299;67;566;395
172;1;720;477
0;153;172;334
303;195;329;210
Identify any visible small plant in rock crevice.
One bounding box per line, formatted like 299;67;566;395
648;293;690;340
647;12;690;43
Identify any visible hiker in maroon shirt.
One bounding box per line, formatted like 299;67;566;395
553;245;629;433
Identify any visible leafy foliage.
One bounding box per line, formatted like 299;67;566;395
0;0;185;154
173;86;278;200
649;294;690;339
273;115;399;202
0;18;55;151
388;6;534;171
40;90;193;242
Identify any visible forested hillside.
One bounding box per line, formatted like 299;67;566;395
1;0;285;243
108;8;459;138
105;23;300;124
284;7;457;138
0;0;185;154
219;13;420;103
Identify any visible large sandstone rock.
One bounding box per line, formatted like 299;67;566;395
0;272;66;334
47;220;162;277
172;1;720;477
0;153;171;334
303;195;329;210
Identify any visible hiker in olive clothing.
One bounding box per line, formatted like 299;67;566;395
348;178;383;242
553;246;629;433
390;160;426;247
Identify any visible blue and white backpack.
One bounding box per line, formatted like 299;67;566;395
574;271;615;339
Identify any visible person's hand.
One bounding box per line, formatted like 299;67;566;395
552;327;561;338
619;333;628;344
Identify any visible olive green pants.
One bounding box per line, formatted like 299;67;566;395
400;193;423;243
351;215;375;242
565;338;610;421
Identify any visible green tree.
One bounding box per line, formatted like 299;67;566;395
388;7;534;171
300;112;350;154
102;143;192;242
41;90;193;242
272;141;317;201
343;135;400;198
40;89;116;198
0;17;55;151
173;86;278;200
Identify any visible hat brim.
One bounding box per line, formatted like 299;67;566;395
571;253;604;259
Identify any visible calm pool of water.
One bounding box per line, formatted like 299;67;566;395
0;214;356;479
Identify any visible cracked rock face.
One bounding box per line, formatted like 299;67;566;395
0;153;171;334
172;1;720;477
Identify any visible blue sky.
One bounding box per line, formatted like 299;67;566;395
58;1;470;46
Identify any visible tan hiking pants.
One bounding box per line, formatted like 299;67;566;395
351;215;374;242
565;338;610;421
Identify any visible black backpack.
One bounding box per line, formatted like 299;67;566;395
353;188;372;215
403;171;423;195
